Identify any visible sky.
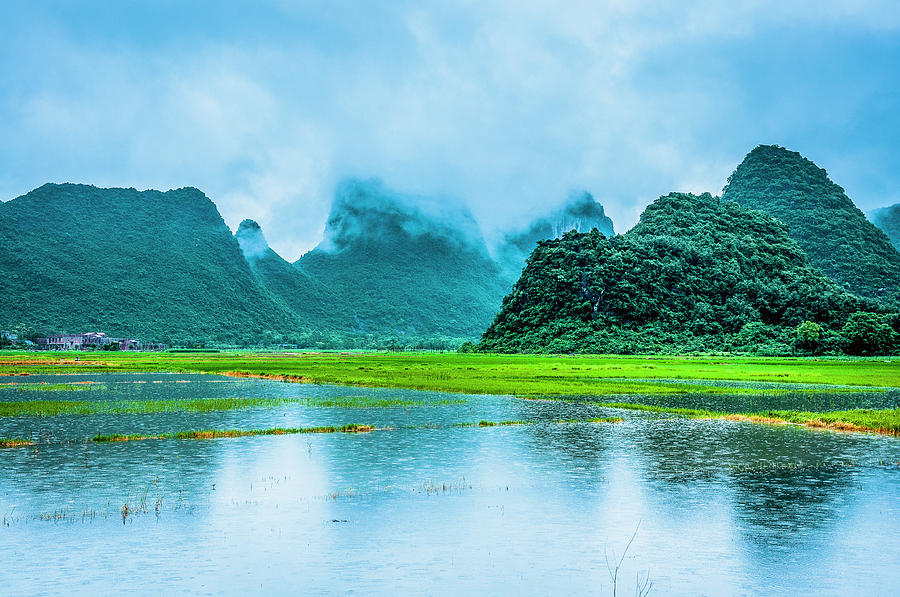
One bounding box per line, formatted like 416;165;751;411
1;0;899;260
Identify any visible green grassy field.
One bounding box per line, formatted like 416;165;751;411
2;351;898;395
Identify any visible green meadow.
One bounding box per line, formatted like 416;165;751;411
1;351;897;394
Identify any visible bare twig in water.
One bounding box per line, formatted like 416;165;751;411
605;521;649;597
635;569;653;597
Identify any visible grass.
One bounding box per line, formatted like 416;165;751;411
475;420;531;427
0;397;305;417
593;401;900;435
0;438;32;448
91;424;375;442
5;383;101;392
300;397;467;408
557;416;624;424
85;417;623;444
0;395;466;417
1;352;897;396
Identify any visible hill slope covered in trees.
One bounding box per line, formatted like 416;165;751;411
721;145;900;306
478;192;897;355
292;178;509;346
0;184;300;344
234;219;335;342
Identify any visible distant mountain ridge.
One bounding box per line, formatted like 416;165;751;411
5;144;896;352
0;180;611;348
0;183;299;344
722;145;900;307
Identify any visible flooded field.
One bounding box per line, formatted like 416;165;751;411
2;374;899;595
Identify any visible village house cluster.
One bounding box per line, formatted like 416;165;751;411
33;332;165;351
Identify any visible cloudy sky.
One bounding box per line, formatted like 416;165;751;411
2;1;898;259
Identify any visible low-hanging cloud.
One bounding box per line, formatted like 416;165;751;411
1;0;899;260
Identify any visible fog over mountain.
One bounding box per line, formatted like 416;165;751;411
293;178;508;342
495;191;615;282
2;2;899;259
871;204;900;250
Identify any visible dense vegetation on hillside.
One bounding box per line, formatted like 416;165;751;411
722;145;900;307
292;179;508;348
0;184;300;344
495;191;615;283
871;203;900;251
234;219;336;340
478;192;899;355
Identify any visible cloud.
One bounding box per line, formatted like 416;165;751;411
1;1;899;259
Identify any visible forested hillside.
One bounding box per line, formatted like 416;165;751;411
0;184;300;344
235;219;335;342
722;145;900;306
478;193;898;355
293;178;509;346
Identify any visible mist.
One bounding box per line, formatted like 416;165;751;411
2;1;899;260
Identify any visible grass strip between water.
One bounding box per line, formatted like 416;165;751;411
13;383;101;392
91;424;375;442
0;438;32;448
0;396;466;417
594;401;900;435
85;417;623;444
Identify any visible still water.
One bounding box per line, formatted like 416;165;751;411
1;374;898;596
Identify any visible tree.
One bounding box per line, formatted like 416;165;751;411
795;321;822;353
841;312;897;356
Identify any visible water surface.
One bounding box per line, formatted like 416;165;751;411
1;374;898;595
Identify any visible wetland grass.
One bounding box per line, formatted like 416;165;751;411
0;438;32;448
86;417;622;445
91;424;375;443
9;382;101;392
0;396;466;418
300;396;467;408
594;401;900;435
557;416;624;424
0;397;303;417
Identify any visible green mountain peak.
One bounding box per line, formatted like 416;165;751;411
722;144;900;306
